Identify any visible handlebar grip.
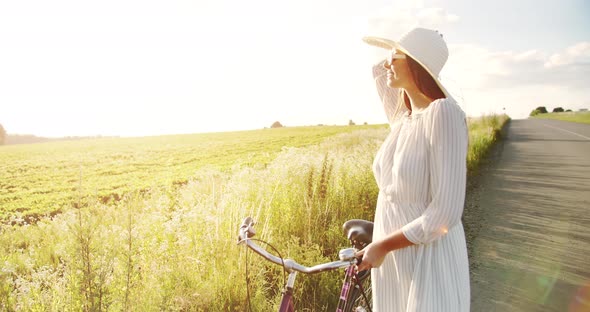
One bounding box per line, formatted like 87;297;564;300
241;217;253;228
238;216;256;242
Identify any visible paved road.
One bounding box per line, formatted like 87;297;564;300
468;119;590;311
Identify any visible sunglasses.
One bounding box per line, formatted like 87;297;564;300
385;52;406;66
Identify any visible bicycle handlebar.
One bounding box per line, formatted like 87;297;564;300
238;217;357;274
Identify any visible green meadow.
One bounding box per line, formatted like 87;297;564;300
0;125;380;221
0;116;508;311
531;111;590;124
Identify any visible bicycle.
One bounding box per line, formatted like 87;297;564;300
237;216;374;312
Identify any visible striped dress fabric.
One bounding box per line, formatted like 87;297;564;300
370;63;470;311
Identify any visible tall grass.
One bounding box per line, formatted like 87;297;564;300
0;129;385;311
467;114;510;173
0;116;508;311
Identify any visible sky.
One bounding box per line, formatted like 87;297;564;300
1;0;589;137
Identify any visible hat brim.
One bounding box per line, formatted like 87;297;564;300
362;36;451;99
362;36;397;50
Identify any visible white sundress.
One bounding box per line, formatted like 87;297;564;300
370;63;471;311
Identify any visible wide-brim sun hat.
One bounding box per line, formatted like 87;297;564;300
363;27;451;98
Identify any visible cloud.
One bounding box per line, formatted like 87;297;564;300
415;8;459;28
366;7;459;40
545;42;590;67
445;42;590;90
442;42;590;118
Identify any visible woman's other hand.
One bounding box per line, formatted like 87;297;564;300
355;229;415;271
355;240;388;271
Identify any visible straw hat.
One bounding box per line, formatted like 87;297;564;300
363;27;450;98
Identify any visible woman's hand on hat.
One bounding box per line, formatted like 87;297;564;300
372;58;389;78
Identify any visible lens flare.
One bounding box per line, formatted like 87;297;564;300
569;282;590;312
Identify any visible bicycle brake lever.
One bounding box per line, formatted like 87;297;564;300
246;221;256;237
238;217;256;243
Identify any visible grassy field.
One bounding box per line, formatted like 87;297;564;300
0;125;381;221
531;111;590;124
0;116;508;311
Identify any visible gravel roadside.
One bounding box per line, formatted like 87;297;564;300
464;119;590;312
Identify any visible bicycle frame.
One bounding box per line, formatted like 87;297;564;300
336;265;356;311
238;217;370;312
278;273;295;312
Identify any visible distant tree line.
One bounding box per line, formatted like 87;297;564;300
0;123;6;145
269;120;369;129
530;106;573;116
0;123;117;145
5;134;54;145
4;135;117;145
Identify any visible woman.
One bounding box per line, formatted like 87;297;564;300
356;28;470;311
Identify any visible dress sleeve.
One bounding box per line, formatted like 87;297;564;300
373;60;404;127
401;100;468;244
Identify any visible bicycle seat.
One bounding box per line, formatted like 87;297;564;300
343;219;373;245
